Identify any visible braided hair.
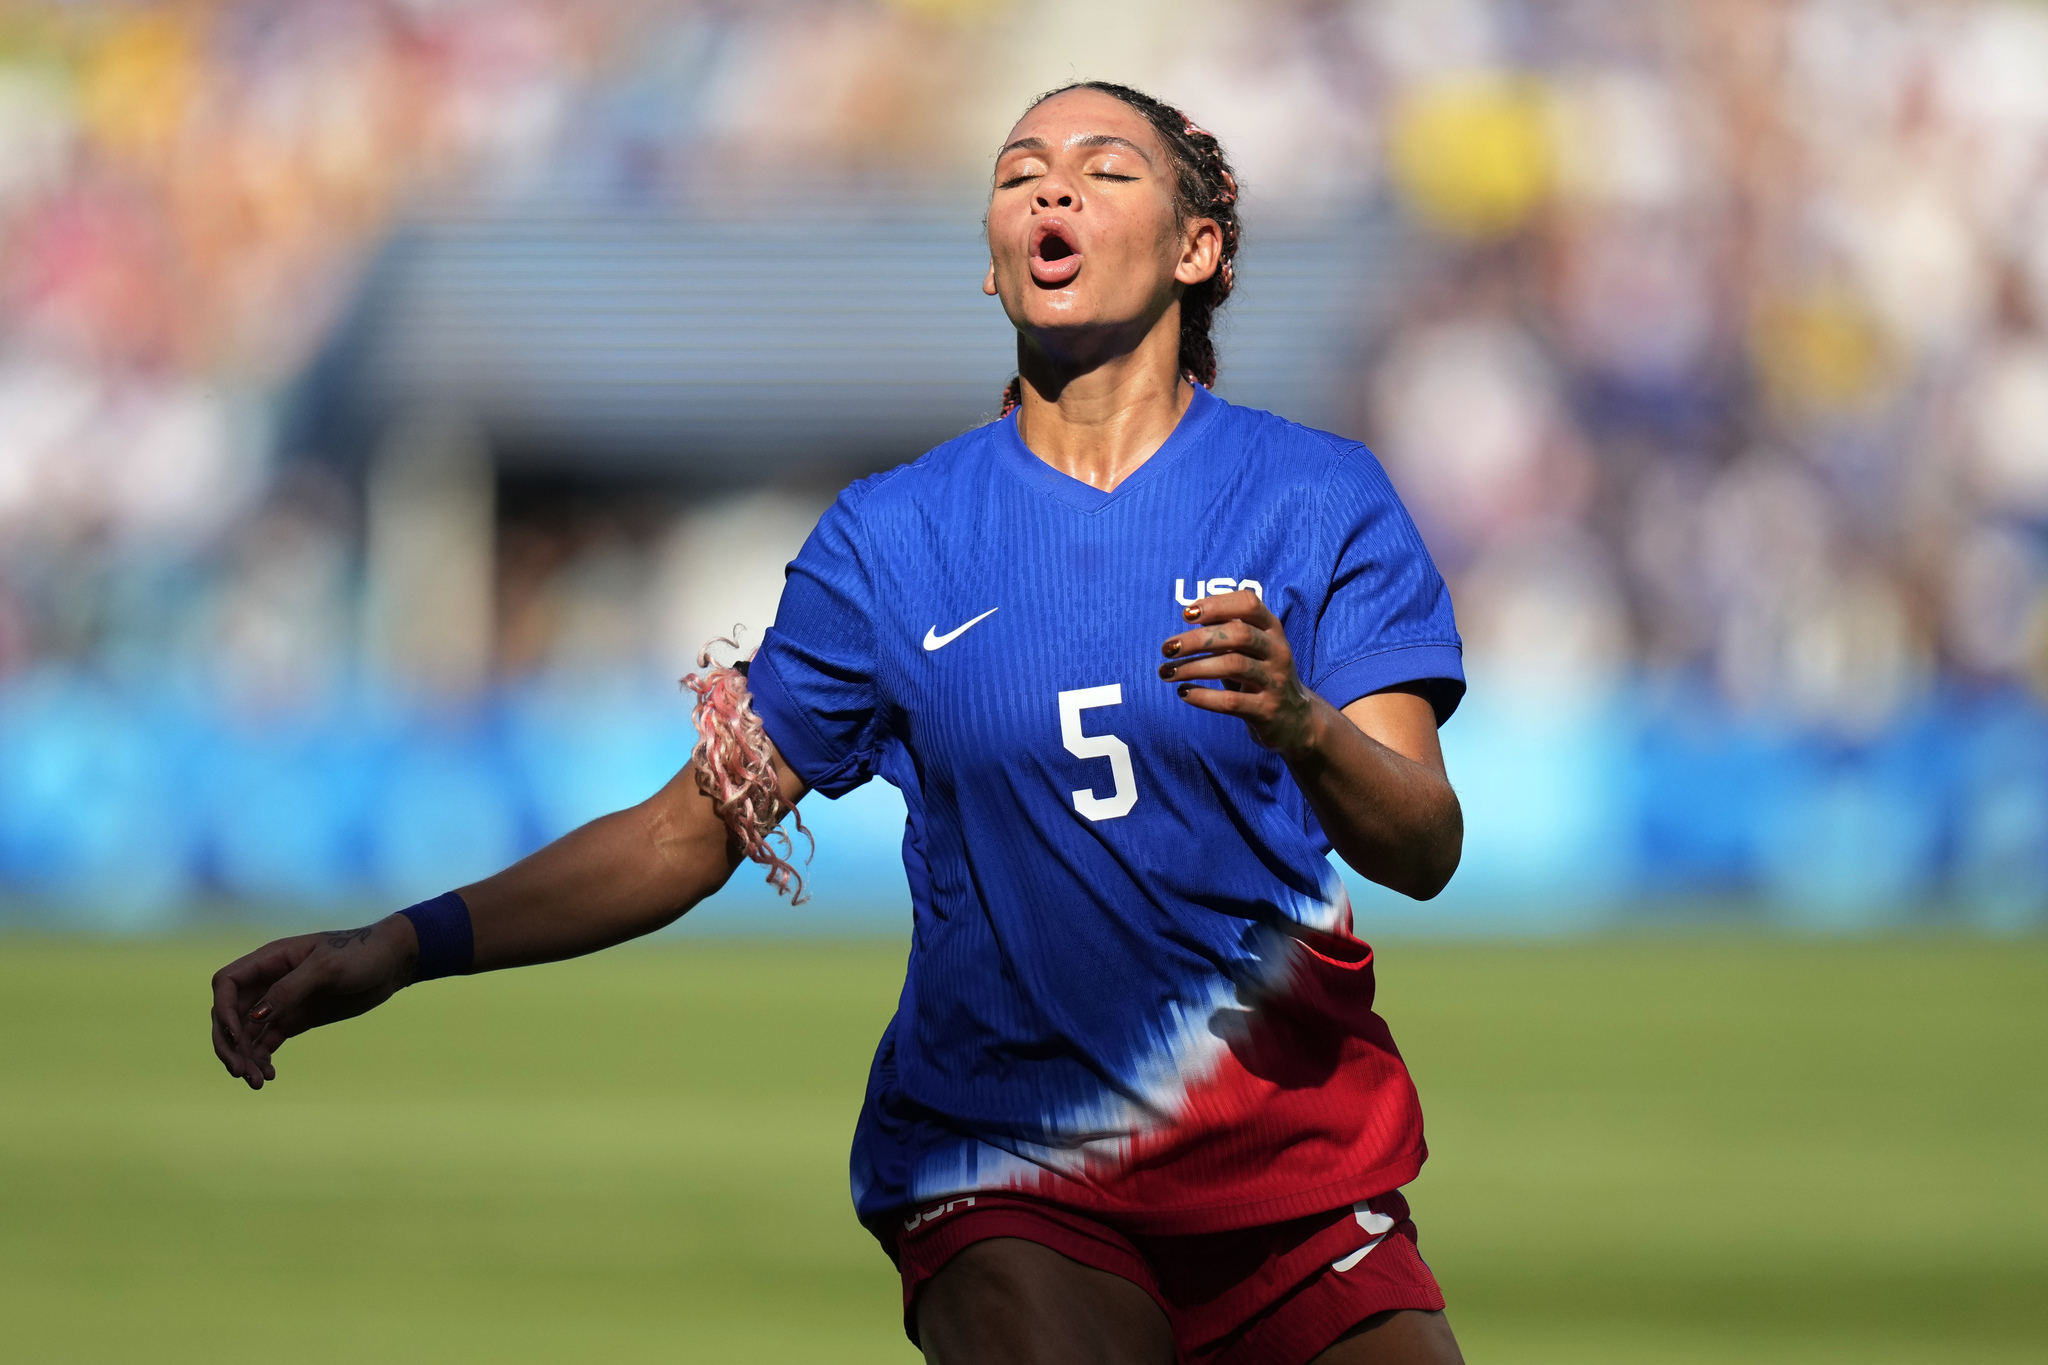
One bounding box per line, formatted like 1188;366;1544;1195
998;82;1243;418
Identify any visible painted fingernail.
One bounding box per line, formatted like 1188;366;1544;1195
1183;605;1201;621
1177;683;1193;697
249;1003;271;1022
1160;664;1177;679
1163;640;1181;657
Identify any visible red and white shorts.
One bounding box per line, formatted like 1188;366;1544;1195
886;1189;1445;1365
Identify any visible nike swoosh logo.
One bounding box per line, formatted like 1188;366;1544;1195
923;607;999;651
1332;1234;1387;1273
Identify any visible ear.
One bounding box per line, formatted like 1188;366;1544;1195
1174;218;1222;287
982;260;998;296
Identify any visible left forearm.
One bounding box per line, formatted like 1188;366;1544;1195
1282;695;1462;900
1159;591;1462;901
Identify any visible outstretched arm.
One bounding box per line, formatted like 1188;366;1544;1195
210;751;809;1089
463;751;808;970
1160;590;1461;900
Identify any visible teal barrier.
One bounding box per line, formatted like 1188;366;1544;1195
1;669;2042;933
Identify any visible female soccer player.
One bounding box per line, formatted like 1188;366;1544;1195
209;83;1467;1365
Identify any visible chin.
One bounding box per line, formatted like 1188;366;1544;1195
1008;285;1119;338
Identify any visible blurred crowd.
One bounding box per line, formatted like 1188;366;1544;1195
1364;0;2048;738
0;0;603;677
1;0;2044;921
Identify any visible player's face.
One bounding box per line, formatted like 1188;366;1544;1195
984;89;1219;362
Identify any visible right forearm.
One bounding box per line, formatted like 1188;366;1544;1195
214;756;807;1086
453;767;741;972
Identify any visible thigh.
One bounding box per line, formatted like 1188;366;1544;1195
1309;1308;1464;1365
915;1236;1175;1365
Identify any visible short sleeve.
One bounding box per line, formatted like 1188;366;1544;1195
1305;447;1466;724
747;490;884;797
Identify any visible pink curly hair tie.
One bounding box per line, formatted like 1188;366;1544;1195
682;637;813;904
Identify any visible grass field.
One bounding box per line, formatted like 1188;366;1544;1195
1;934;2043;1363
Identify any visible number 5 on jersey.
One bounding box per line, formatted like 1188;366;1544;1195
1058;685;1138;821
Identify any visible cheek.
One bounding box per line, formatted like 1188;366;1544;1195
986;203;1025;257
1112;213;1185;294
1112;199;1180;262
1096;207;1162;271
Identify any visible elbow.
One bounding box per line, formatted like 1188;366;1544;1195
1389;793;1464;902
1402;852;1459;901
1391;848;1459;901
1336;838;1461;902
642;796;739;918
1325;783;1463;902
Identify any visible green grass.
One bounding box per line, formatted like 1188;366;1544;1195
0;934;2042;1363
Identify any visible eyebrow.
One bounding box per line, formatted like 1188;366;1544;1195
996;133;1155;166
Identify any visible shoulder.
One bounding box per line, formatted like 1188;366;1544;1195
1205;396;1400;501
833;420;1006;519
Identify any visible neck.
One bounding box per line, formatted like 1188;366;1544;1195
1012;308;1192;493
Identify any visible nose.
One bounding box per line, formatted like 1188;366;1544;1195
1033;172;1077;210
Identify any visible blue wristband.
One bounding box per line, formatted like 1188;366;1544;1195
398;891;474;981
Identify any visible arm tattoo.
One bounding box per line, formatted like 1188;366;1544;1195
324;926;375;950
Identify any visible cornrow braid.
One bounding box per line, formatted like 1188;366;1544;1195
998;81;1243;418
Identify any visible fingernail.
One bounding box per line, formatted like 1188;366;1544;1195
1163;640;1181;657
249;1003;270;1022
1178;683;1193;697
1159;664;1177;679
1183;605;1201;621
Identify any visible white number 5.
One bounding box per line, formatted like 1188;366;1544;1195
1058;685;1138;821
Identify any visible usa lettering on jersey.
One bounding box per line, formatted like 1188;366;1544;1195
1176;577;1264;605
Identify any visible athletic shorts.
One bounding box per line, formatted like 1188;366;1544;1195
886;1189;1445;1365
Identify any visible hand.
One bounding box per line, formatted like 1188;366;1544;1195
1159;590;1328;754
209;915;419;1090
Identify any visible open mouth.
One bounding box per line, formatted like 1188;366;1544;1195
1029;220;1083;285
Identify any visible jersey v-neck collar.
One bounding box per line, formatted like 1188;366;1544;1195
994;384;1223;513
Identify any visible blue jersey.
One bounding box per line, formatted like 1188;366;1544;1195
748;386;1463;1237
